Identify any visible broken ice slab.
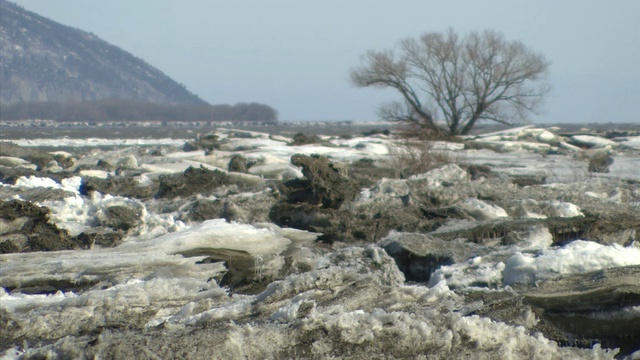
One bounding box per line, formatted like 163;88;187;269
0;219;320;294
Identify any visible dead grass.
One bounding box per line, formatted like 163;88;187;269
386;140;457;179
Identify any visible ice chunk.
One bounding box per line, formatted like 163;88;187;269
0;156;36;169
248;163;303;180
14;176;60;189
460;198;509;220
409;164;467;187
540;200;583;217
503;241;640;285
620;136;640;150
571;135;618;149
78;169;110;179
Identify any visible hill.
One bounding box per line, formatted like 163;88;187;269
0;0;205;105
0;1;278;122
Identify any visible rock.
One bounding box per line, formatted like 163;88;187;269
379;232;485;282
228;154;248;173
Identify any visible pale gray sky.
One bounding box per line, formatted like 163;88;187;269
11;0;640;123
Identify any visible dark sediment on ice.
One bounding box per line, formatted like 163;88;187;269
80;176;157;199
380;233;487;282
156;166;240;198
522;265;640;355
0;142;56;170
289;154;360;209
183;134;221;153
0;200;79;253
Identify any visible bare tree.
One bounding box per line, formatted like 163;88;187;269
350;29;550;136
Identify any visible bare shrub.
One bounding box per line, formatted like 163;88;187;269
587;152;614;173
386;140;456;178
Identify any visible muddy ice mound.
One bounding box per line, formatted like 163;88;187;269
0;200;79;253
270;155;469;244
6;246;617;360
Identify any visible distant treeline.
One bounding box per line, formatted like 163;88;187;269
0;99;278;123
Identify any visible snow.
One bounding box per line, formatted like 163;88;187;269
503;241;640;285
13;175;82;193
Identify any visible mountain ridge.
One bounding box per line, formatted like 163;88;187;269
0;0;206;105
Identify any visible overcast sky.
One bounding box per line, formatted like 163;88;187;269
12;0;640;123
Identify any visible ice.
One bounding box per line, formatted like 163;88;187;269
77;169;110;179
428;257;506;289
571;135;618;149
409;163;468;187
13;175;57;188
248;163;303;180
460;197;509;220
2;126;639;357
2;138;188;147
503;241;640;285
468;125;536;139
0;156;36;169
519;225;554;249
620;136;640;149
0;220;315;305
540;200;583;217
8;175;82;201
